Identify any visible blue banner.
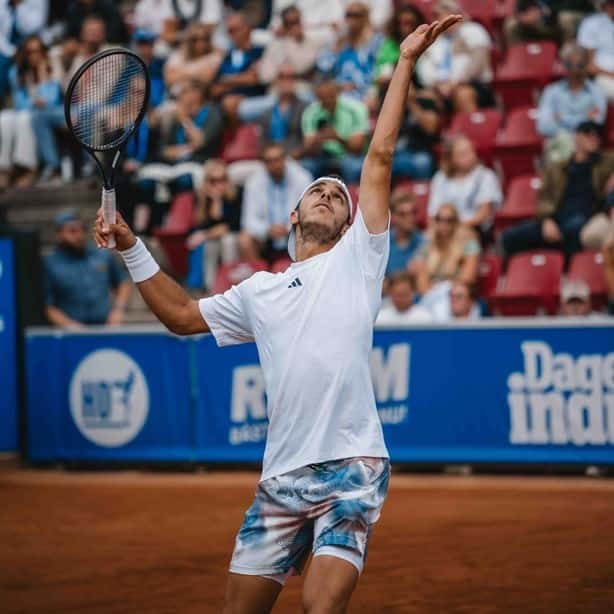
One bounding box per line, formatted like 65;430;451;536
0;239;17;452
26;323;614;465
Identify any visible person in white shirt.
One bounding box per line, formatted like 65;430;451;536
577;0;614;100
428;135;502;234
93;14;461;613
376;272;433;325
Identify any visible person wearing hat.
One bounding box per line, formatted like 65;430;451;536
44;210;131;329
560;278;594;317
503;120;614;257
93;15;461;612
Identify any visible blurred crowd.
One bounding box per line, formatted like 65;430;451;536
0;0;613;327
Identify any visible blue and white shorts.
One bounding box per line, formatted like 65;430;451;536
229;457;390;585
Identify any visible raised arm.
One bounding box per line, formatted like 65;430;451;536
359;16;462;234
94;211;209;336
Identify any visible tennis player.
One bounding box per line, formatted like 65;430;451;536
94;16;460;613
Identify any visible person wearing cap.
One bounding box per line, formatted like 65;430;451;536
559;279;595;316
503;120;614;256
44;210;131;328
93;15;461;612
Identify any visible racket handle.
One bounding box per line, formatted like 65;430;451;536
101;187;116;249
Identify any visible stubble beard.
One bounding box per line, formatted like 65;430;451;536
298;217;341;246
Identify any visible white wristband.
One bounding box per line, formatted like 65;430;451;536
119;238;160;283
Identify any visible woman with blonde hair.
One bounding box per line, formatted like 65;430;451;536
185;159;242;290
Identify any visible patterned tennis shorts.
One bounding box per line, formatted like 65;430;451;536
229;457;390;580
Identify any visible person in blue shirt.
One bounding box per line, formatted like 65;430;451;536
44;210;132;328
386;187;425;277
0;35;61;189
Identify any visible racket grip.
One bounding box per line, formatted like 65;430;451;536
101;187;117;249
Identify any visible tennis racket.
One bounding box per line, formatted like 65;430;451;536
172;0;203;25
64;48;150;248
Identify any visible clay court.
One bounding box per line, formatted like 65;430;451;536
2;464;614;613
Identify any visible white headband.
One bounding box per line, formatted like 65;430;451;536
287;176;354;261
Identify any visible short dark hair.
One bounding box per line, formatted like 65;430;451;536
281;5;300;22
390;187;415;212
388;271;415;290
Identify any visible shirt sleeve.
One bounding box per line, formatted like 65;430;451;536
348;207;390;280
427;172;444;218
198;283;254;346
577;18;597;50
477;168;503;209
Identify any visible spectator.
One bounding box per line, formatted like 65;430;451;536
376;272;432;325
386;188;425;277
374;4;425;90
449;280;480;320
211;12;265;115
300;76;369;182
0;0;48;104
414;203;481;295
321;2;384;102
604;232;614;314
239;142;312;261
416;0;494;113
581;171;614;250
132;29;166;109
44;210;131;328
258;5;322;88
504;0;557;46
503;121;614;256
428;136;502;235
134;0;222;34
548;0;596;42
34;16;111;183
270;0;345;45
65;0;128;45
537;42;608;162
137;79;223;217
559;278;594;316
185;159;242;290
340;0;393;32
164;23;223;94
0;36;61;189
577;0;614;101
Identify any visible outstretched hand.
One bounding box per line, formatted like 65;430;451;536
400;14;463;62
93;208;137;251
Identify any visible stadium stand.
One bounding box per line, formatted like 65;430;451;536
568;250;608;310
493;174;540;232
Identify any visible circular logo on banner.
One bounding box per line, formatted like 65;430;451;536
69;349;149;447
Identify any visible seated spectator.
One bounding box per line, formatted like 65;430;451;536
211;12;265;116
134;0;222;34
449;280;480;320
503;121;614;256
318;2;384;103
548;0;597;42
164;23;223;94
559;279;595;316
416;0;494;113
44;210;131;328
0;36;61;189
0;0;48;104
374;4;425;91
386;188;425;277
34;16;111;183
239;142;312;261
65;0;128;45
414;203;481;295
185;159;242;290
270;0;345;46
137;79;223;220
581;170;614;250
604;231;614;314
258;5;322;90
340;0;393;32
577;0;614;101
300;76;369;182
376;272;433;325
428;136;502;235
537;42;608;162
504;0;558;46
132;29;166;109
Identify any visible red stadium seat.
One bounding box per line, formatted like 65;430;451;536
394;180;430;229
214;260;268;294
221;123;262;163
459;0;498;36
410;0;436;21
447;109;502;162
270;257;292;273
477;253;502;300
495;42;558;109
494;107;542;182
494;174;540;232
568;251;608;310
493;250;564;315
163;192;196;232
606;104;614;147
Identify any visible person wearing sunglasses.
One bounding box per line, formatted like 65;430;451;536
537;42;607;163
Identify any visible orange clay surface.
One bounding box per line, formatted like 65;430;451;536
1;462;614;613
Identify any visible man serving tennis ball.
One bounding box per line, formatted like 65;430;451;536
94;16;461;614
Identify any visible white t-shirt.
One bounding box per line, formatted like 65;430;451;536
376;303;433;326
428;165;502;227
199;208;390;481
577;13;614;73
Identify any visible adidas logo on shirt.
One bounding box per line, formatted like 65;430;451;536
288;277;303;289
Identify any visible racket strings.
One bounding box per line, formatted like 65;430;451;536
69;53;147;151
